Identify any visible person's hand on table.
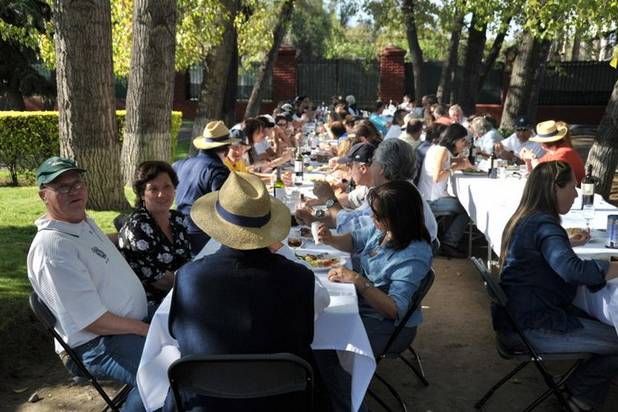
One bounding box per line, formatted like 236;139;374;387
313;180;336;202
304;197;323;207
519;147;536;161
569;229;591;247
281;170;293;186
316;223;333;245
295;207;317;225
328;266;359;284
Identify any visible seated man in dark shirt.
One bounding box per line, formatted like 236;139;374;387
166;172;322;411
173;120;238;255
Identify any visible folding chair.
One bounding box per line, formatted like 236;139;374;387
112;213;129;232
168;353;314;412
29;293;131;412
470;257;591;411
368;269;435;412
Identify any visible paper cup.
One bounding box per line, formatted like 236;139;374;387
311;221;321;244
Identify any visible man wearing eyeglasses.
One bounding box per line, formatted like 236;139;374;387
494;116;545;162
27;156;148;411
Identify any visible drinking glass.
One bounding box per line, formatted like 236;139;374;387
582;204;595;232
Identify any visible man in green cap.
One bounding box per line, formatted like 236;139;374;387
28;156;149;411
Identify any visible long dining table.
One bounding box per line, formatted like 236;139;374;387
136;166;376;412
449;171;618;336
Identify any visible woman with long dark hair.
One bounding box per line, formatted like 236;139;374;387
318;180;433;354
496;161;618;411
417;123;471;258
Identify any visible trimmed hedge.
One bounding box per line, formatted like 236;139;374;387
0;110;183;185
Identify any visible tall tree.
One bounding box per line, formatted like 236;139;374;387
437;7;464;105
458;13;487;115
402;0;425;103
587;77;618;198
245;0;295;118
52;0;128;210
191;0;240;140
121;0;177;184
499;31;551;129
477;14;511;88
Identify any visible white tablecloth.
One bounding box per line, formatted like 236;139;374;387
450;173;618;259
449;173;618;336
137;241;376;412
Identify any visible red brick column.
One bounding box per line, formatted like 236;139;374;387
379;46;406;104
273;46;297;103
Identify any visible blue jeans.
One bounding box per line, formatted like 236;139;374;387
362;316;417;356
502;317;618;408
428;197;468;248
66;334;146;412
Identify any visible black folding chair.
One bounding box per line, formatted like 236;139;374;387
368;269;435;412
29;293;131;412
112;213;129;232
168;353;314;412
470;257;591;411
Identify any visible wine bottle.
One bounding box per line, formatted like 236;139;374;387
273;167;286;201
468;146;477;167
294;148;304;186
581;164;595;208
488;151;497;179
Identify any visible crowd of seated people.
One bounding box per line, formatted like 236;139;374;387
25;90;611;411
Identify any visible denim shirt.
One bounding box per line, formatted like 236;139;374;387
352;225;432;328
494;211;608;333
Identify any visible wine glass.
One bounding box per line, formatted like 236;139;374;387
582;204;595;232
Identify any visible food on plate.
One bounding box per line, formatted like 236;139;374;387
295;253;341;268
287;238;302;248
462;168;485;174
566;227;588;237
299;226;312;238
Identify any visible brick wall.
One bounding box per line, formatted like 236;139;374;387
378;46;406;104
272;46;297;103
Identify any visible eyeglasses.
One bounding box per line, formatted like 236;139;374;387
277;122;287;127
44;179;87;195
516;128;528;132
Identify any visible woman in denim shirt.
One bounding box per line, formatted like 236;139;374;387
318;180;433;354
496;161;618;411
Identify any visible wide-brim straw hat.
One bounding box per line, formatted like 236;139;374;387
529;120;568;143
193;120;239;150
190;172;291;250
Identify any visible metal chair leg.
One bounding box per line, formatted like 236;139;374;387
399;347;429;387
101;384;131;412
368;386;394;412
474;361;529;409
374;372;408;412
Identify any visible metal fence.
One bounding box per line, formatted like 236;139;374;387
539;61;618;105
297;59;379;109
186;65;272;101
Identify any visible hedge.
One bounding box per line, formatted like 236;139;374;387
0;110;183;185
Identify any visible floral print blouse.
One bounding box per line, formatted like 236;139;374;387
118;206;191;303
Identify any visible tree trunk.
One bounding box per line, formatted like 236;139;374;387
191;0;239;146
586;79;618;199
499;32;551;130
222;25;239;127
52;0;129;210
459;14;486;116
121;0;177;185
245;0;295;118
402;0;424;103
478;16;511;89
436;11;464;105
571;30;581;61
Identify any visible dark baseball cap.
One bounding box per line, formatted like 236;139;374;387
514;116;530;129
337;143;376;164
36;156;86;187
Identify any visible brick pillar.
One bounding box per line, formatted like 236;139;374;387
273;46;297;103
379;46;406;104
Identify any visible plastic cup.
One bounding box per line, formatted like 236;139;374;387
311;221;321;244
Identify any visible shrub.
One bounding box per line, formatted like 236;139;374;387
0;110;183;185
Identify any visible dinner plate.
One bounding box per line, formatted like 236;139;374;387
294;251;345;270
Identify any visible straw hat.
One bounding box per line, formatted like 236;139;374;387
190;172;291;250
529;120;568;143
193;120;239;150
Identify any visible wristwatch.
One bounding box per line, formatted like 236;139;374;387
325;198;339;208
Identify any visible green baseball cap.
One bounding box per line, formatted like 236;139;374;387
36;156;86;188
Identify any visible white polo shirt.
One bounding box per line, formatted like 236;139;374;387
501;132;545;159
27;216;147;352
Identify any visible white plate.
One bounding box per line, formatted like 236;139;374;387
294;251;345;270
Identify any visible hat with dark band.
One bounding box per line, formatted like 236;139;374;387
193;121;239;150
529;120;568;143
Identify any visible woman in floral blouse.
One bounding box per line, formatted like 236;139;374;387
118;161;191;304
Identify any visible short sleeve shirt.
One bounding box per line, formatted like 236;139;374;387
27;217;148;352
501;133;545;159
118;207;191;303
351;225;432;327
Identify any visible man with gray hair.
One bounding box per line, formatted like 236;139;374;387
470;115;503;156
296;139;438;244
